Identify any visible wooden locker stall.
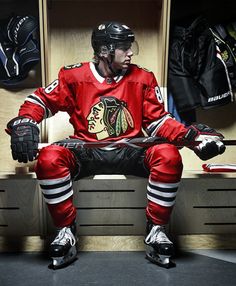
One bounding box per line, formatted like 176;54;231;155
42;0;171;236
0;0;44;173
168;0;236;171
0;0;46;237
168;0;236;238
0;0;47;237
28;0;236;172
0;0;235;247
43;0;171;142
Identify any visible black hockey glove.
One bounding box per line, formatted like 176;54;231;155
6;116;40;163
184;124;226;161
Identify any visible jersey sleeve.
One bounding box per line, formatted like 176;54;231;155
19;67;75;123
143;72;188;142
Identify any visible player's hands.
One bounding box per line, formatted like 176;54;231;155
184;124;226;161
6;116;40;163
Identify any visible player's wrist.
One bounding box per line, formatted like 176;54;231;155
183;125;199;142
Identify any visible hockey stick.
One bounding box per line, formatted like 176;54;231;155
38;137;236;150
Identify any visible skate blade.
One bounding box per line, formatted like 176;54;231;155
145;252;176;269
49;245;77;270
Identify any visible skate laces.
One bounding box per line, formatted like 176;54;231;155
145;225;172;245
52;227;76;246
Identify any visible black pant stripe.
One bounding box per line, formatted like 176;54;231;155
42;186;72;199
148;182;178;193
147;190;176;203
40;179;71;190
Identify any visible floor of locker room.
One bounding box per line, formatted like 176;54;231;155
0;249;235;286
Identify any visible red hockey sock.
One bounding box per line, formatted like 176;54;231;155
146;200;173;225
47;196;77;228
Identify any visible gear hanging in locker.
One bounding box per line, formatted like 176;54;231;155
0;14;40;86
210;22;236;88
167;16;234;115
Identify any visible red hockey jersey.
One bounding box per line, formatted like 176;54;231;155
19;62;187;142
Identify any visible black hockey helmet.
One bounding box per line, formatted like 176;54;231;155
91;21;136;55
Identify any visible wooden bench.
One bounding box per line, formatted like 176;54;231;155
0;172;235;251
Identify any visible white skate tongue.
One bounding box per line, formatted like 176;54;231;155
52;227;76;246
145;225;172;244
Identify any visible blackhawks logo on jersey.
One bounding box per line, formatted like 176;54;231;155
87;96;134;140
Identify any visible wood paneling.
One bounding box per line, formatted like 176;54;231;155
171;179;236;234
0;179;42;235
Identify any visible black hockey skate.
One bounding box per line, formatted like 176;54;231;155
49;222;78;269
144;222;175;268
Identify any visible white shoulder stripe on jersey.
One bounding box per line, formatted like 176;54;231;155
25;93;53;118
146;114;172;136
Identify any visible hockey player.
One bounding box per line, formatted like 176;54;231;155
6;21;225;269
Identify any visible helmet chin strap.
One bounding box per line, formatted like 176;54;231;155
96;44;122;77
105;56;117;76
97;55;120;77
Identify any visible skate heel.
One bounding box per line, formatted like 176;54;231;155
51;245;77;269
145;245;175;268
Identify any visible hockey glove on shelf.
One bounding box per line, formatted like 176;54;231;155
184;124;226;161
6;116;40;163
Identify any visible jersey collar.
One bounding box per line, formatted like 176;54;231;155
89;62;126;83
